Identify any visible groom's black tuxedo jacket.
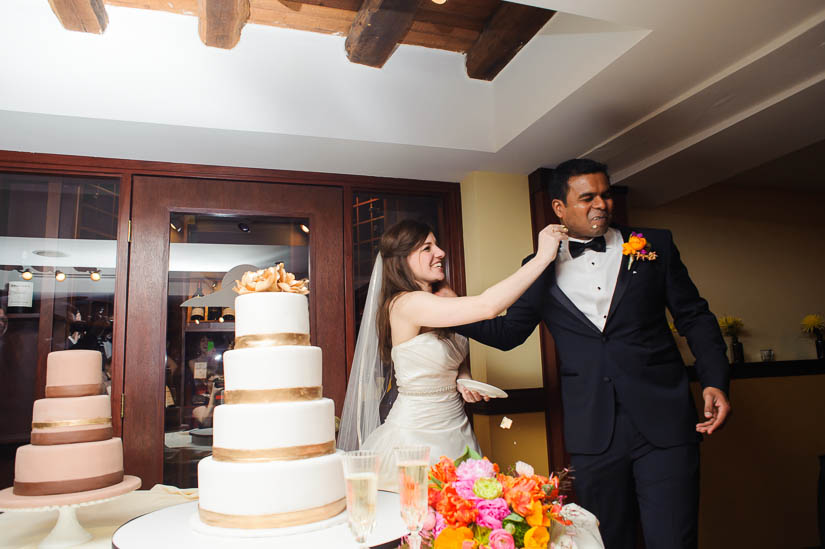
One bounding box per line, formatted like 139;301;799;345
455;226;729;455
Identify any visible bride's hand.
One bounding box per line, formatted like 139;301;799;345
535;224;568;263
458;383;489;403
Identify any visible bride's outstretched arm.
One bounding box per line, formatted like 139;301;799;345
393;224;566;329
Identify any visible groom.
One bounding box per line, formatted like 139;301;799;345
454;158;731;549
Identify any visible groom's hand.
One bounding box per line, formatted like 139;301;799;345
696;387;731;435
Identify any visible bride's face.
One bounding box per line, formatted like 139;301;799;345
406;233;445;290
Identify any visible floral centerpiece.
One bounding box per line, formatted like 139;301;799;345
801;314;825;359
404;448;573;549
718;315;745;363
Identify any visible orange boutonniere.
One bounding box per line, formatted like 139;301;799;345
621;232;657;270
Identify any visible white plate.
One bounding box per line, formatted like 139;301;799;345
457;379;508;399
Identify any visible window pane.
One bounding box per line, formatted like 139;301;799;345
351;192;442;333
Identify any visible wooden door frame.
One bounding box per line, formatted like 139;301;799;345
126;176;345;486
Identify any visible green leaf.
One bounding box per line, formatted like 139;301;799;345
472;525;491;545
453;445;482;467
503;512;525;523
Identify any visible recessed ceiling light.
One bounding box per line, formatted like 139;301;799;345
55;270;66;282
90;270;101;282
33;250;69;258
300;224;310;234
21;270;33;280
238;223;250;233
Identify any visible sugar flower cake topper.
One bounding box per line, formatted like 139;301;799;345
233;263;309;295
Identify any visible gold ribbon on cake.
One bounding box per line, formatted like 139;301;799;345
234;333;310;349
32;417;112;429
13;470;124;497
212;440;335;462
198;498;346;529
223;386;322;404
45;383;103;398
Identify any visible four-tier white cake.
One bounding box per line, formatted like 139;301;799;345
196;290;345;530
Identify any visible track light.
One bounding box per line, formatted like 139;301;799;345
300;224;310;234
21;270;33;280
55;271;66;282
90;270;101;282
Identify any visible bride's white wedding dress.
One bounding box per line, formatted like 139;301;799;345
361;331;481;490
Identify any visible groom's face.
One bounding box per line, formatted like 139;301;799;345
553;172;613;239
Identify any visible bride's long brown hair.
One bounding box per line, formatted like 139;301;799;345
377;219;451;363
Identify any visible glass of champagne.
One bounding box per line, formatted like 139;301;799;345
395;446;430;549
343;450;380;548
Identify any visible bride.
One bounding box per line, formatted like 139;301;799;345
338;219;566;489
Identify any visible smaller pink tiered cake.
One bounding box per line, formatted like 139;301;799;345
13;350;124;497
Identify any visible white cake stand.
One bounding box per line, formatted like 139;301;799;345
0;475;141;548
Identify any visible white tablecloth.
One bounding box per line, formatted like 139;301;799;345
0;485;196;549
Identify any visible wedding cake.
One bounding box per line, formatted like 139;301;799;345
14;350;124;496
196;265;344;530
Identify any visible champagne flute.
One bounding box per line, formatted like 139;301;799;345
343;451;380;548
395;446;430;549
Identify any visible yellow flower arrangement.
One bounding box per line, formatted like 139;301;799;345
801;314;825;337
718;316;744;338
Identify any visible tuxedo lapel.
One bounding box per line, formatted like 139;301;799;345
547;268;602;334
605;227;634;325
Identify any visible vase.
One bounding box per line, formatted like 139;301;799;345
816;336;824;360
730;336;744;364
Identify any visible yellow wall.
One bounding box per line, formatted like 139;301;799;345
631;181;825;548
629;182;825;362
459;171;549;474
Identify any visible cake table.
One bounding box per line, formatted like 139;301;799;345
112;490;408;549
0;475;141;548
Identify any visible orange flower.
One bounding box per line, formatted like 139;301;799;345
525;500;551;527
628;234;646;251
433;526;474;549
436;485;478;528
621;242;635;255
431;456;458;485
523;526;550;548
499;474;545;516
429;483;445;509
548;502;573;526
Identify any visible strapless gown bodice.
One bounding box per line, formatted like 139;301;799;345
391;331;468;395
360;332;481;490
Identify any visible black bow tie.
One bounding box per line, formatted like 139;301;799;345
568;236;606;258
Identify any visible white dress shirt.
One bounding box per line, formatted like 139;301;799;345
555;227;623;332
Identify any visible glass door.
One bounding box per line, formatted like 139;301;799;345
0;173;124;489
125;176;343;488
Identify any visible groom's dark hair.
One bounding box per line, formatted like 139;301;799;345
548;158;609;204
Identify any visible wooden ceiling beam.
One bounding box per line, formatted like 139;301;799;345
465;2;555;81
48;0;108;34
197;0;250;49
345;0;422;68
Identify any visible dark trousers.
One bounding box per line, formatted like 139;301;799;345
570;406;700;549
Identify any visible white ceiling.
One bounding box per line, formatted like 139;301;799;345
0;0;823;204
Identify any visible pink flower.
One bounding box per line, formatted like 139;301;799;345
433;511;447;538
474;498;510;530
456;459;496;483
488;529;515;549
422;509;437;532
454;479;482;501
